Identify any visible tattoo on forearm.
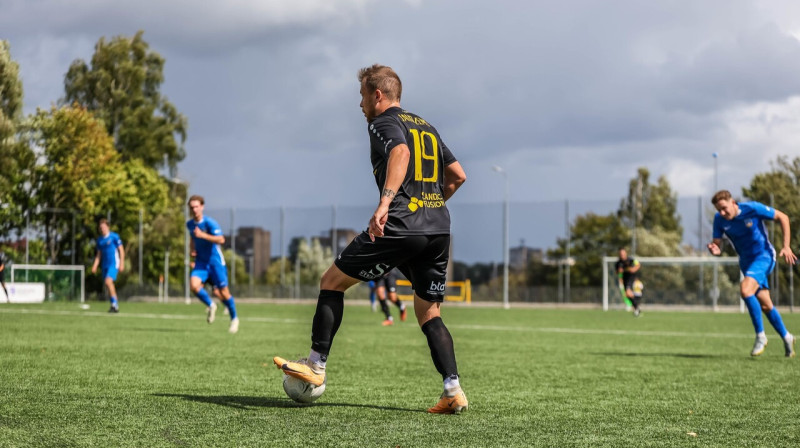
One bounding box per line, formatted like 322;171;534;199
382;188;396;199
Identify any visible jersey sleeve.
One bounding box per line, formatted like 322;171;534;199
749;202;776;220
712;214;724;239
113;233;123;248
441;140;457;166
207;219;224;236
369;116;407;156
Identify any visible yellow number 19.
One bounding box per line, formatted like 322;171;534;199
409;129;438;183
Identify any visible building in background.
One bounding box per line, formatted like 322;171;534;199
232;227;271;279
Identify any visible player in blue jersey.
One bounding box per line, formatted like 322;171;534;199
187;195;239;334
707;190;796;357
91;219;125;313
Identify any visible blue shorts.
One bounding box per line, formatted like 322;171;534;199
741;253;775;290
191;262;229;289
101;266;118;281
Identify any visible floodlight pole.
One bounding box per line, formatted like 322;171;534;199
493;166;510;309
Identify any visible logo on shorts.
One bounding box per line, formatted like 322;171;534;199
359;263;390;280
427;281;446;295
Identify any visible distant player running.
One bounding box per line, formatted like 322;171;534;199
274;64;469;413
708;190;796;357
91;219;124;313
376;269;407;326
615;248;641;315
187;195;239;334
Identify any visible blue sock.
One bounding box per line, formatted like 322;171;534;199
742;295;764;334
110;296;118;308
196;288;212;307
223;297;237;319
766;308;788;338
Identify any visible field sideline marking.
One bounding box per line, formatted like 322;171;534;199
0;307;752;339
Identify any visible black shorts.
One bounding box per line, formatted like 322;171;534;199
0;270;4;283
335;232;450;302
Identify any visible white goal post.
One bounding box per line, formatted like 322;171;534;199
602;256;741;312
10;264;86;303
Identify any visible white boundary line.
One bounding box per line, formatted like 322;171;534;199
0;307;752;339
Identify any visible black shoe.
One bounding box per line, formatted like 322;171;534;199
108;306;119;313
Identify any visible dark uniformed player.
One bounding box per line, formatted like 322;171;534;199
274;64;468;414
0;251;9;302
615;247;641;315
376;269;407;326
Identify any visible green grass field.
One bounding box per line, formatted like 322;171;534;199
1;301;798;447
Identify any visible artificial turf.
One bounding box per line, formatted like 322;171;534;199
1;301;798;447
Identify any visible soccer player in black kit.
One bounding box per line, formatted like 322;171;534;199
376;269;408;326
274;64;469;414
616;247;642;316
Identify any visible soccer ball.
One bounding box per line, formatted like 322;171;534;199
282;374;326;403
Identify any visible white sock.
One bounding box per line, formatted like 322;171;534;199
784;333;794;343
757;331;766;339
444;376;460;395
308;350;326;369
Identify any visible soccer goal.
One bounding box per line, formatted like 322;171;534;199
9;264;86;303
602;256;742;312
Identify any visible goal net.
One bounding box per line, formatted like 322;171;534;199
9;264;85;303
602;256;742;311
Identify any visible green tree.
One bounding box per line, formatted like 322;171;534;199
25;105;180;283
742;156;800;251
63;31;187;171
618;167;683;235
0;40;34;239
549;213;630;286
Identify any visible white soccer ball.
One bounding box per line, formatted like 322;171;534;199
282;374;326;403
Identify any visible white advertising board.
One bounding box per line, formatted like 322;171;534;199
3;283;46;303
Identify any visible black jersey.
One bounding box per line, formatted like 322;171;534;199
615;257;640;284
367;106;457;236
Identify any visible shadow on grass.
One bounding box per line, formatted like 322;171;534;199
153;393;424;413
591;351;719;359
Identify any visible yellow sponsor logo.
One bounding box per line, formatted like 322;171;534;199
408;193;445;212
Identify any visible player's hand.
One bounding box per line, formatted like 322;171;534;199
119;264;124;272
706;243;721;256
91;265;97;274
779;246;797;265
368;204;390;242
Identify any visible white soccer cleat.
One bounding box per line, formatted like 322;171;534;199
207;302;218;324
785;334;796;358
751;334;768;357
229;317;239;334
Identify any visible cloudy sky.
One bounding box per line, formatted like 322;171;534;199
4;0;800;259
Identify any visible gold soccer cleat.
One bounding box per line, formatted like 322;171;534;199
273;356;326;387
427;390;468;414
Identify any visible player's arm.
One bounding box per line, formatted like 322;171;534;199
628;260;640;274
117;245;125;272
773;209;797;264
443;161;466;201
193;226;225;245
368;143;410;241
91;250;100;274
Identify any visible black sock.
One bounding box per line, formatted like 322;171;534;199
379;299;391;319
310;290;345;356
631;297;641;309
421;317;459;379
393;300;404;310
